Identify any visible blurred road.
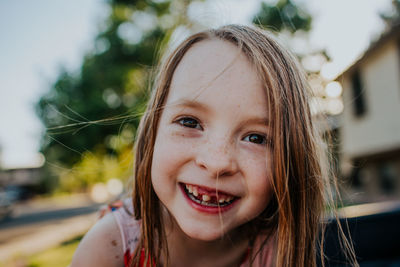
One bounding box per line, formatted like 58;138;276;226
0;194;101;262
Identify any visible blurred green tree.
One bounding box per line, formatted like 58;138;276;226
252;0;326;72
36;0;189;193
253;0;331;110
253;0;312;33
380;0;400;27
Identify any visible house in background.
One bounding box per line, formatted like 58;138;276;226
336;23;400;203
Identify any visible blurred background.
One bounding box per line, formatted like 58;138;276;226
0;0;399;266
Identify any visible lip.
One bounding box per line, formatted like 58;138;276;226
179;183;239;214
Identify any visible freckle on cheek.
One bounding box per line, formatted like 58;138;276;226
111;240;117;246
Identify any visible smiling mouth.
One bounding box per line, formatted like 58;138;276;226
180;183;238;208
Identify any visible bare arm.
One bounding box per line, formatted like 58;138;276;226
70;213;124;267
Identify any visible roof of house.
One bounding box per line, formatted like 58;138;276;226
336;22;400;80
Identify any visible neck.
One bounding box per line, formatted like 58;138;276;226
160;216;250;267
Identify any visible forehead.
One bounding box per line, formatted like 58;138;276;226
167;39;267;110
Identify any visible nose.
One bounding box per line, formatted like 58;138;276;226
195;134;238;178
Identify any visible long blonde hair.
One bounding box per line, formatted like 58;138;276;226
132;24;356;267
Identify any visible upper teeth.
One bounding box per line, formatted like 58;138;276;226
185;184;234;203
192;187;199;197
202;194;210;201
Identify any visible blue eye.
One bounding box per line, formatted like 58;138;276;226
177;117;202;129
244;133;267;145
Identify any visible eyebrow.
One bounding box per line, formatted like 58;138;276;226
242;117;270;127
170;99;210;112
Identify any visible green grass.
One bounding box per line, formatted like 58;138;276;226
1;235;82;267
28;235;83;267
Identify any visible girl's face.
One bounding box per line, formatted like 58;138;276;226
151;39;272;241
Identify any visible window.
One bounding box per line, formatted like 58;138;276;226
351;70;366;117
378;162;397;194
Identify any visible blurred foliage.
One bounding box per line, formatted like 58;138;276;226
37;0;176;165
36;0;316;194
253;0;336;116
36;0;189;193
253;0;311;33
253;0;326;69
58;144;134;193
380;0;400;27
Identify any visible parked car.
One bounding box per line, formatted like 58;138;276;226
0;189;13;220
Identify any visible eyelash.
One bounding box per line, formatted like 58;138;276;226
176;116;271;146
243;133;268;145
175;116;203;130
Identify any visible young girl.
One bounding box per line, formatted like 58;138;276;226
71;24;356;267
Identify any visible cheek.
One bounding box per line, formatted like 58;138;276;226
151;131;189;183
242;152;273;205
243;150;271;179
151;137;178;203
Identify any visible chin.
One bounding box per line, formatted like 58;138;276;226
183;226;226;241
177;218;237;242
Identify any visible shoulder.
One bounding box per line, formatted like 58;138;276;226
70;212;124;267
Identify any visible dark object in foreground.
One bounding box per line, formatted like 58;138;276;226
320;202;400;267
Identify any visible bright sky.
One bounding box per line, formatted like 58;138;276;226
0;0;392;169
